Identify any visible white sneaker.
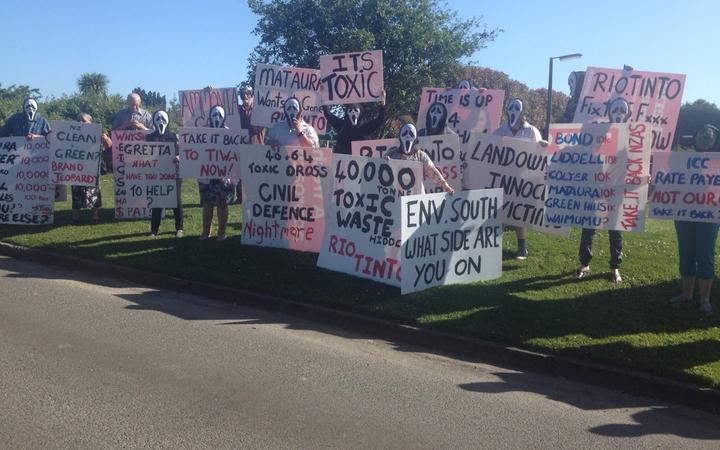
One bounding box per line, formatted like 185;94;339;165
176;230;184;238
150;233;158;238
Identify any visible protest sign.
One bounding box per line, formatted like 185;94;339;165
0;137;53;225
573;67;685;151
179;87;241;130
401;189;503;294
416;134;462;193
48;120;102;186
240;145;332;252
464;132;568;235
317;154;423;287
319;50;383;105
111;130;151;219
252;63;326;133
545;123;650;232
122;141;178;209
177;127;248;180
417;87;505;145
351;138;398;159
650;152;720;223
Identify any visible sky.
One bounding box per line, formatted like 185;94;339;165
1;0;716;107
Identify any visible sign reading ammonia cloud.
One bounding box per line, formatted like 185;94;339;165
241;145;332;252
317;154;423;287
545;123;650;232
319;50;384;105
122;141;178;209
252;63;327;133
177;127;248;181
401;189;503;294
0;137;54;225
112;130;151;219
179;87;242;130
650;152;720;223
463;132;568;236
48;120;102;187
573;66;685;151
417;88;505;145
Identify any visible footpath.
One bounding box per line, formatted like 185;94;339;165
1;240;720;415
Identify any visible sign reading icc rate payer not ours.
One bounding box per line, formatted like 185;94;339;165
179;87;241;130
177;127;248;181
573;67;685;151
317;154;423;287
545;123;650;232
241;145;332;252
401;189;503;295
48;120;101;187
0;137;53;225
319;50;383;105
252;64;326;133
650;152;720;223
122;141;178;209
463;132;568;236
112;130;151;219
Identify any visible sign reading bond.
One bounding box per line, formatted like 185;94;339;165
319;50;384;105
48;120;102;186
573;67;685;151
241;145;332;252
650;152;720;223
122;141;178;209
177;127;248;180
112;130;151;219
252;63;326;133
179;87;242;130
317;155;423;287
545;123;650;232
464;132;567;235
417;87;505;144
401;189;503;294
0;137;53;225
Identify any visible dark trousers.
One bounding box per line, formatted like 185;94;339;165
150;179;183;233
579;228;623;269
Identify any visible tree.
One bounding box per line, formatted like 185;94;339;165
77;72;109;97
247;0;501;134
0;84;41;123
132;87;167;110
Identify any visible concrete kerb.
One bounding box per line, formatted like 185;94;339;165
1;240;719;415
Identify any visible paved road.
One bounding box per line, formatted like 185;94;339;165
1;255;719;449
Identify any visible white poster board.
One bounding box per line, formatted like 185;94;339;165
319;50;384;105
177;127;248;180
48;120;102;186
0;137;54;225
179;87;242;130
122;141;178;209
111;130;151;219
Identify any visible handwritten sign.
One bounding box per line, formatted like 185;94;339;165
177;127;248;180
111;130;151;219
122;141;178;209
545;123;650;232
573;67;685;151
650;152;720;223
464;133;568;236
0;137;53;225
319;50;383;105
417;88;505;144
179;87;241;130
240;145;332;252
252;63;326;133
416;135;462;193
350;138;398;159
48;121;102;186
317;155;423;287
401;189;503;294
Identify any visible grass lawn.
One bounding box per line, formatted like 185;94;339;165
2;174;720;388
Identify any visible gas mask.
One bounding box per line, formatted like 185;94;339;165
506;99;523;130
346;105;361;126
456;80;472;90
153;111;169;135
209;105;226;128
398;123;417;155
607;98;631;123
427;102;448;133
284;97;301;125
24;98;38;121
